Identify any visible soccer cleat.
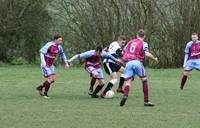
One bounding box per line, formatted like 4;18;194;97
43;92;50;99
36;85;44;96
100;92;106;98
88;89;93;96
91;93;99;98
117;87;124;93
120;96;128;106
144;101;155;107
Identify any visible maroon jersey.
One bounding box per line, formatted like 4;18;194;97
85;55;101;68
123;38;145;62
45;45;59;67
188;42;200;60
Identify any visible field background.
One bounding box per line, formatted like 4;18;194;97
0;65;200;128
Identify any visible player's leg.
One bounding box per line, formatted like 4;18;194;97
37;65;55;98
91;68;105;98
120;79;132;106
88;77;96;95
134;61;154;106
85;66;98;95
180;71;190;90
100;72;117;97
117;66;125;93
180;61;193;90
43;74;55;98
120;61;134;106
37;66;52;96
101;63;118;97
140;77;154;106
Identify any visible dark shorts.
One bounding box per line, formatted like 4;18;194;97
104;62;121;75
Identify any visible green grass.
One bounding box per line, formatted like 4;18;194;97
0;65;200;128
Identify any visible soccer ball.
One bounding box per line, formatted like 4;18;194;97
104;90;114;99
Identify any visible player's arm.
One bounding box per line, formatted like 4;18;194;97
183;54;188;68
101;51;123;64
183;42;191;68
145;51;158;62
103;46;109;52
68;50;94;63
58;46;69;68
143;42;158;62
39;43;51;67
40;52;46;67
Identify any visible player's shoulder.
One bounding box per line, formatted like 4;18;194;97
109;41;119;47
85;50;95;54
111;41;118;45
143;41;148;44
186;41;193;47
45;41;54;45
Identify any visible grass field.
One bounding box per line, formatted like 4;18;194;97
0;65;200;128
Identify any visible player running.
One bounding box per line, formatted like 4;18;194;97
68;46;122;98
120;29;158;107
180;32;200;90
36;35;69;98
100;35;126;98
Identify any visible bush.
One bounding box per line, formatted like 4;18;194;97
10;57;28;65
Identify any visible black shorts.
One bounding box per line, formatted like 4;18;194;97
104;62;121;75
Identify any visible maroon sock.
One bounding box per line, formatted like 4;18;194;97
42;81;51;93
180;75;188;89
90;77;96;90
142;80;149;102
124;85;130;96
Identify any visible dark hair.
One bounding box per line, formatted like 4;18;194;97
137;29;145;37
118;35;126;40
54;34;62;40
192;32;198;36
95;46;103;52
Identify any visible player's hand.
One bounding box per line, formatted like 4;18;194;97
183;64;186;68
154;57;158;62
64;62;69;69
41;63;46;67
116;59;124;66
66;60;73;67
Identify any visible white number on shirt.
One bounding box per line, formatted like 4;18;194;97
130;42;137;53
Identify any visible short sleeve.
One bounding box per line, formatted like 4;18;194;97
143;42;149;51
40;42;53;54
184;42;192;54
79;50;95;59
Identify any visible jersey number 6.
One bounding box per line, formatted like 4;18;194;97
130;42;137;53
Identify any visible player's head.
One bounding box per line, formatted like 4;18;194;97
117;35;126;47
137;29;146;40
95;46;103;56
191;32;198;42
54;34;62;44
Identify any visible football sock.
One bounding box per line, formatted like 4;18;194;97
93;84;104;95
118;76;125;88
180;75;188;89
90;77;96;90
103;82;113;93
142;80;149;102
124;85;130;96
42;80;51;93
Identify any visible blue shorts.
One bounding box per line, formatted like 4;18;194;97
185;59;200;71
41;65;55;77
85;66;104;79
124;60;146;80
